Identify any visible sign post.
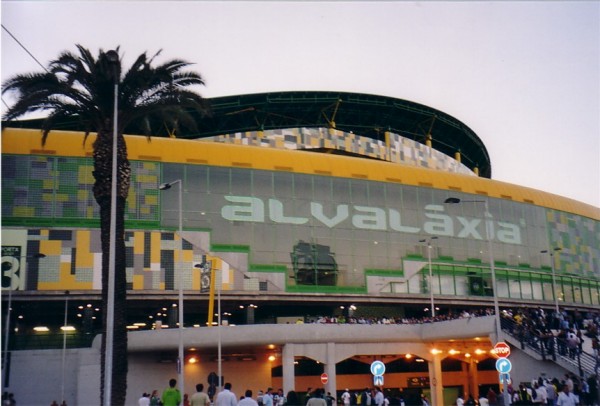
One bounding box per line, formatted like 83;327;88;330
320;373;328;385
493;342;511;406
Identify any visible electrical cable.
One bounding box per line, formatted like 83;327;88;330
2;24;48;72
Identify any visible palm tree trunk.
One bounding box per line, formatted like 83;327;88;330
99;195;128;406
93;129;131;406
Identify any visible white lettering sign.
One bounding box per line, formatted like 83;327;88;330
221;196;522;244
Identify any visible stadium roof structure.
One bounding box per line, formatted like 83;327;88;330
3;90;492;178
196;91;491;178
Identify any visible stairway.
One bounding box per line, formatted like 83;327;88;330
500;315;598;378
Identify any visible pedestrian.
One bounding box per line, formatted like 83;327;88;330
139;393;150;406
306;389;327;406
191;384;211;406
162;378;182;406
150;390;161;406
341;389;351;406
373;388;384;406
239;390;259;406
263;388;273;406
556;384;577;406
286;391;300;406
487;388;497;406
215;382;237;406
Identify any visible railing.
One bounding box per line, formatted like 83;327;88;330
501;315;598;377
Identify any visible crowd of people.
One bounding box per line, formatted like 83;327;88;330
304;308;495;325
455;372;599;406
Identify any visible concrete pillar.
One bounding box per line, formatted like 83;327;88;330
325;342;337;396
246;306;255;325
282;343;296;394
428;354;443;406
468;359;479;399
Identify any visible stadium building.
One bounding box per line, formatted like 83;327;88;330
2;91;599;405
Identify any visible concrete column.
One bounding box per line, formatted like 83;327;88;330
282;343;296;394
428;354;443;406
468;359;479;400
325;342;337;396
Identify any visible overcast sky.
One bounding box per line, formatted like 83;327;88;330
2;1;599;208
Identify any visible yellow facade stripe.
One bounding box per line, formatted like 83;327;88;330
76;230;94;267
132;274;144;290
133;231;145;255
151;232;161;264
39;240;62;256
38;263;93;290
3;128;598;220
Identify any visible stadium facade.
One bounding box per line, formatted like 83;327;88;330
2;91;599;405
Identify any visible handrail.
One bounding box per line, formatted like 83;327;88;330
501;315;598;377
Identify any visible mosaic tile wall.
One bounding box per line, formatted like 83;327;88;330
7;228;237;292
546;209;600;277
1;155;160;222
207;127;474;175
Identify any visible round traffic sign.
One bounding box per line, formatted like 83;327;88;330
493;342;511;358
495;358;512;374
370;360;386;375
320;373;328;384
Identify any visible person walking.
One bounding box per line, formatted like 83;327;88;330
215;383;238;406
239;390;259;406
191;384;211;406
341;389;351;406
306;389;327;406
150;390;161;406
139;393;150;406
162;378;182;406
556;384;577;406
262;388;273;406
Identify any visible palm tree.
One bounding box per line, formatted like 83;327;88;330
2;44;209;405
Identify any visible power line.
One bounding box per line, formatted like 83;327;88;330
2;24;48;72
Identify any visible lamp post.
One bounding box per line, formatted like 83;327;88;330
444;197;500;336
444;197;509;406
2;253;45;389
419;236;438;318
541;247;562;315
103;49;119;406
61;290;69;404
159;179;184;396
217;268;222;392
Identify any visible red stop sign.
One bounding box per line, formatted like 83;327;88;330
321;373;328;384
493;342;511;358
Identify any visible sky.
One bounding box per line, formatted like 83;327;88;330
2;1;599;208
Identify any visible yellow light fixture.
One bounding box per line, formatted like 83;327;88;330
60;326;76;331
448;349;461;355
188;356;199;364
268;355;276;362
405;353;412;359
33;326;49;332
430;349;442;355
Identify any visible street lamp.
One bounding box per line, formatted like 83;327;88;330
541;247;562;315
444;197;509;406
444;197;500;335
2;252;45;389
159;179;184;396
418;236;438;318
103;48;120;406
61;290;70;404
